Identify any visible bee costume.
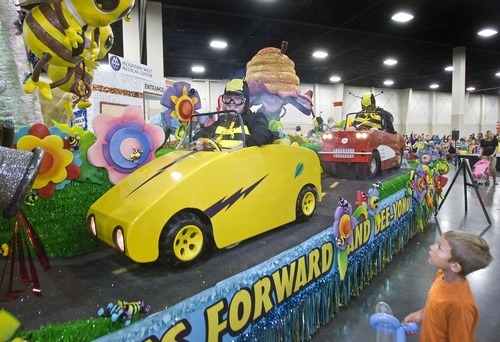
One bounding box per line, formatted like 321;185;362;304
195;79;273;147
354;92;395;133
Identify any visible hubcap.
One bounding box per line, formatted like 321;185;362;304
302;192;316;216
370;159;377;174
173;225;203;261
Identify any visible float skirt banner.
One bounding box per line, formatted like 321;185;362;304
96;189;415;342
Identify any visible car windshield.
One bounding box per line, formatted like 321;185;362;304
177;110;247;151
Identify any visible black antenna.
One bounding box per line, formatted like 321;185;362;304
348;92;362;99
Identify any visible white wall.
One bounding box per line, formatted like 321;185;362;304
87;69;500;140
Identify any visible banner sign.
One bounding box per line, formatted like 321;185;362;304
97;188;412;342
108;54;153;80
72;108;87;130
143;80;165;97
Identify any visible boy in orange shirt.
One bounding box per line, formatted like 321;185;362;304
404;231;492;341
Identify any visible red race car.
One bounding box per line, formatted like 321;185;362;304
319;112;405;178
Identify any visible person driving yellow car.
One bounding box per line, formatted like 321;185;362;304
194;79;273;149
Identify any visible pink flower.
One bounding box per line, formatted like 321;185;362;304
88;106;165;184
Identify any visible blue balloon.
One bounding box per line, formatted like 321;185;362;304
370;311;418;342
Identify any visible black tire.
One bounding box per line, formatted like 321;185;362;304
323;162;338;177
355;163;368;179
368;150;381;179
159;212;211;268
296;186;317;222
395;149;403;170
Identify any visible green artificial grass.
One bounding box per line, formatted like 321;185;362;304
0;168;112;258
13;317;138;342
378;172;410;200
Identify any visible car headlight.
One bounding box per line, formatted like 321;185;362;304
322;132;333;140
114;227;125;253
356;132;368;139
87;214;96;236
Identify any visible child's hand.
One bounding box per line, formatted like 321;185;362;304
403;309;424;325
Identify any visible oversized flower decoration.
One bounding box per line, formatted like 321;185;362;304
367;181;382;230
159;81;202;139
249;81;314;120
15;123;82;198
332;198;356;250
367;181;382;216
88;106;165;185
435;173;448;197
417;148;440;167
353;190;368;220
425;174;435;209
51;120;103;184
410;167;427;232
332;197;357;280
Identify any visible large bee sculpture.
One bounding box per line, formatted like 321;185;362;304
45;25;115;113
22;0;135;101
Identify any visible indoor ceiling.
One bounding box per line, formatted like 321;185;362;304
110;0;500;95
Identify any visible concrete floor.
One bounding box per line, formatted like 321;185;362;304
312;163;499;341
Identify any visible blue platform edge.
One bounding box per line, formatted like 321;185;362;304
95;188;423;342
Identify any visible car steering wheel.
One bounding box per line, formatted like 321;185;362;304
198;138;221;152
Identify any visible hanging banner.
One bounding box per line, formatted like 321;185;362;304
143;80;165;97
108;54;153;80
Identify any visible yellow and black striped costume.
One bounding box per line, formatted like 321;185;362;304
23;3;90;68
353;110;383;130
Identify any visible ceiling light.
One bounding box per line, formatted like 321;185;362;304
329;75;341;82
384;58;398;66
312;51;328;58
466;87;475;91
210;40;227;49
384;80;394;86
496;72;500;77
444;66;453;72
391;12;414;23
192;65;205;73
477;28;497;37
429;84;439;89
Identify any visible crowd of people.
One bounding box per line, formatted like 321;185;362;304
405;131;499;158
404;131;496;155
405;130;499;185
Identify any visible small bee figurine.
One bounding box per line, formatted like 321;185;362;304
130;148;143;163
25;193;39;206
118;300;151;319
97;302;126;324
65;134;80;151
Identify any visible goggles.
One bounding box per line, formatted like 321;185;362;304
222;94;245;105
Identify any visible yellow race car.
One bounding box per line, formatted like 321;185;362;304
87;111;322;268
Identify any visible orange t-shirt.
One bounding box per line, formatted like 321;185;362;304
420;270;478;341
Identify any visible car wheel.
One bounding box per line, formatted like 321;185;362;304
159;212;211;268
323;162;338;177
355;163;368;179
395;149;403;170
368;150;381;178
296;186;317;222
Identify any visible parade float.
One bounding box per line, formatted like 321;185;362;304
0;1;451;339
